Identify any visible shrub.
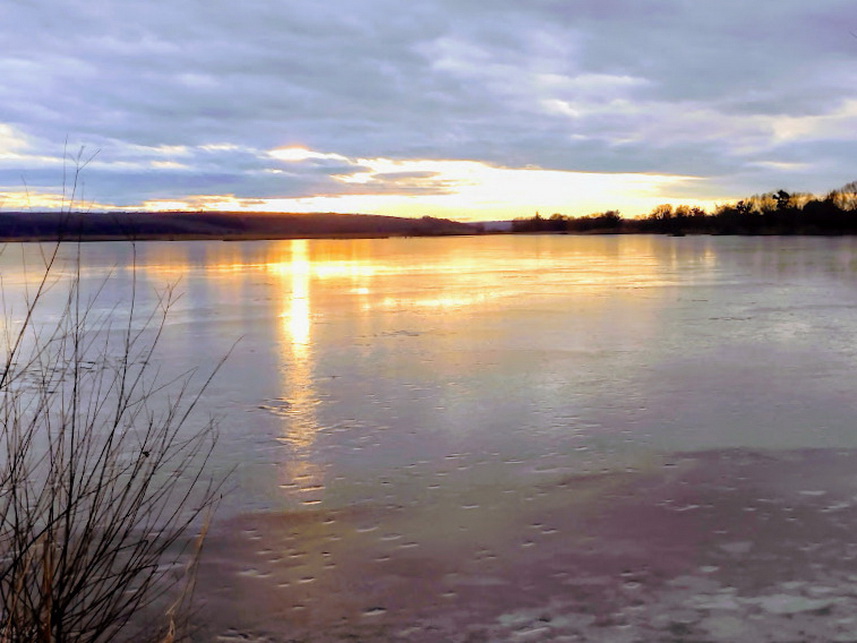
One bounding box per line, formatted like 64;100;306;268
0;153;225;641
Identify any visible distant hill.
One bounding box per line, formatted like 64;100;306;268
477;220;514;232
0;210;478;241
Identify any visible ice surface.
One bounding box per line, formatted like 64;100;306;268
9;235;857;640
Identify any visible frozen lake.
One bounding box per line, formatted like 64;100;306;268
5;234;857;640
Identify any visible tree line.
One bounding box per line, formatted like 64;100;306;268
511;181;857;235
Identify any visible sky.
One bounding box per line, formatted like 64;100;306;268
2;0;857;221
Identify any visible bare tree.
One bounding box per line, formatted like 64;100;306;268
0;153;226;641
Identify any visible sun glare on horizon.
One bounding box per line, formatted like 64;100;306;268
3;145;722;220
164;147;718;220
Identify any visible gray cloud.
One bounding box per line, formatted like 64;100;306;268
2;0;857;211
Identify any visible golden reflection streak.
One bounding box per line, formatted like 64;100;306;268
275;240;316;450
133;238;670;311
285;241;311;349
273;240;326;506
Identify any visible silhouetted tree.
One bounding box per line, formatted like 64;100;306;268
507;181;857;236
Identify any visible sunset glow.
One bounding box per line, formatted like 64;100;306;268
1;149;717;220
3;2;856;220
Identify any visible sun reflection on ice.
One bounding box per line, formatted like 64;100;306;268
274;240;325;506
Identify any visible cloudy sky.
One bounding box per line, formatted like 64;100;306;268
2;0;857;221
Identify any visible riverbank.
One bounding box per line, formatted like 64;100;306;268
0;210;477;242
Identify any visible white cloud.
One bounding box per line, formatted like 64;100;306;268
770;99;857;143
0;124;32;157
123;144;192;158
749;161;814;172
150;161;189;170
269;147;350;164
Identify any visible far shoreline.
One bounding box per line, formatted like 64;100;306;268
7;229;857;243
